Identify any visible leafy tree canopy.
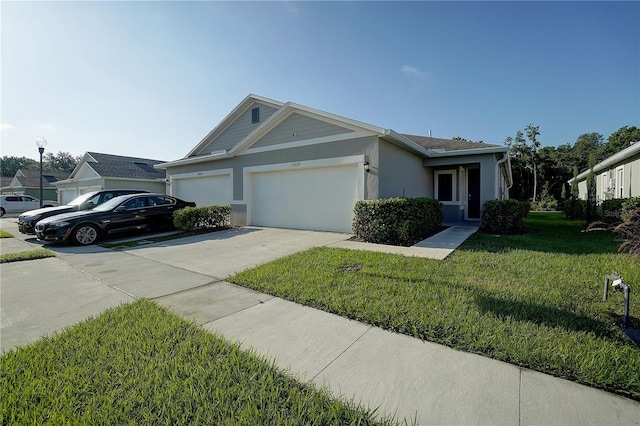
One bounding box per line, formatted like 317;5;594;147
1;152;80;177
604;125;640;158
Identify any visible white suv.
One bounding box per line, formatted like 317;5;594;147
0;195;58;216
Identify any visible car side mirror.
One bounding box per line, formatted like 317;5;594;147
114;206;127;213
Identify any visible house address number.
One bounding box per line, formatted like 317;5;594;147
291;162;301;168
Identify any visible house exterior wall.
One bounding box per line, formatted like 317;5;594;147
425;153;500;222
166;135;381;227
199;101;279;154
378;139;430;198
0;187;58;201
576;152;640;201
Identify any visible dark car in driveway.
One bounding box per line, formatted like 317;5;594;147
35;193;196;245
18;189;148;235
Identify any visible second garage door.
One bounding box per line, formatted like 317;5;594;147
250;163;360;233
173;174;232;207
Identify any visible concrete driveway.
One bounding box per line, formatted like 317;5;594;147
0;218;350;352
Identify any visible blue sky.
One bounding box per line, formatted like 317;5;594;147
2;1;638;162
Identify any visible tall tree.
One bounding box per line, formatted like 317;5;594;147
573;132;604;173
43;152;80;173
524;124;541;202
505;124;541;202
0;156;38;177
603;125;640;158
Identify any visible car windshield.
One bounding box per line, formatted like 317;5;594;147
92;195;132;212
67;191;99;206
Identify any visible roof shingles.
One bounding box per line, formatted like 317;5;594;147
402;134;500;151
86;152;166;180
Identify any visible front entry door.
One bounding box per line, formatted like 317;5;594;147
467;167;481;220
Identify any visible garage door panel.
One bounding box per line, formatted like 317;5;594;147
174;175;231;207
251;164;358;233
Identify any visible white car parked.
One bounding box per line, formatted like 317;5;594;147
0;195;59;216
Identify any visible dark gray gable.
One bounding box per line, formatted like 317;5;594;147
193;102;280;156
251;112;355;150
86;152;167;180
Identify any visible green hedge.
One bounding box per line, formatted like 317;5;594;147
562;197;585;220
600;199;626;223
173;205;231;232
621;196;640;222
352;197;443;246
481;199;528;235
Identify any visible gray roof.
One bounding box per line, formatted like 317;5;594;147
0;176;13;188
402;134;500;151
85;152;166;180
14;169;69;188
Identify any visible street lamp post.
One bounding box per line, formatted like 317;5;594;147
36;137;47;207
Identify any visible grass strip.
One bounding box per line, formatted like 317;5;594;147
230;212;640;400
0;230;13;238
0;300;395;425
0;249;56;263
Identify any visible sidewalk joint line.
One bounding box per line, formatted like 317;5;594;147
310;325;374;383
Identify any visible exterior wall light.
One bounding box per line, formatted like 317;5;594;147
364;161;370;173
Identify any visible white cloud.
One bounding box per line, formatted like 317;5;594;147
401;65;427;78
1;123;16;131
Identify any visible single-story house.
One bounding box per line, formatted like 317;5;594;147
569;141;640;201
156;94;512;233
53;152;167;204
1;169;69;201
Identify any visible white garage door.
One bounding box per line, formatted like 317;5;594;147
174;174;232;207
251;164;359;233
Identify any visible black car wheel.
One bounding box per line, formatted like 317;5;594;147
73;224;99;245
0;208;5;217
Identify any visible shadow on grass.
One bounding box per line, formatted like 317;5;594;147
474;293;621;341
460;213;620;255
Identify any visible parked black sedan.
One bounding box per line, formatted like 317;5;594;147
18;189;148;234
35;193;196;245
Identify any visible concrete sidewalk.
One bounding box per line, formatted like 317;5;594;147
1;218;639;425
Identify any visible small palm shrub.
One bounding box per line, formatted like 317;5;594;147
612;207;640;255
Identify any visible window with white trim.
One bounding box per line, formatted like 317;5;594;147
616;167;624;198
600;172;608;200
434;170;456;203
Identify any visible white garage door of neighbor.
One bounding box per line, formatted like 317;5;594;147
251;164;359;233
174;174;232;207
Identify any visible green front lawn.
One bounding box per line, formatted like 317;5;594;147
1;300;393;425
230;212;640;400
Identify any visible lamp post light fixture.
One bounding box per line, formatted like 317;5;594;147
36;137;47;207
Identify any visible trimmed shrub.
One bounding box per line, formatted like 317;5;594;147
481;199;528;235
173;205;231;232
600;199;626;223
352;197;443;246
562;197;585;220
621;196;640;222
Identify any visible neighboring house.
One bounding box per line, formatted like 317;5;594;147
156;94;512;233
0;169;68;201
569;141;640;201
0;176;13;189
53;152;167;204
